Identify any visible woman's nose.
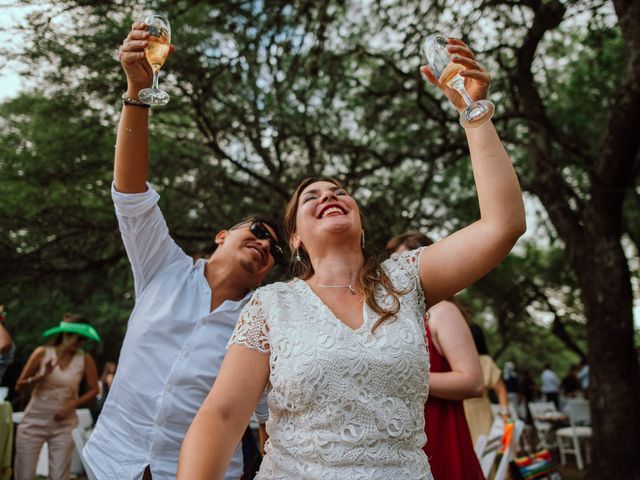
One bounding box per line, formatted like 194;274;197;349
320;190;338;203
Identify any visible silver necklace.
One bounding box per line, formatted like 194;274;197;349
317;283;358;295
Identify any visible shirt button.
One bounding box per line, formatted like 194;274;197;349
165;384;173;392
183;351;191;359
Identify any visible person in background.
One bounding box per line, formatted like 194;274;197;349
540;364;560;408
577;357;589;397
14;314;100;480
520;369;537;423
560;364;582;398
463;325;510;445
387;231;485;480
503;361;522;418
0;306;15;384
92;361;117;421
100;362;116;395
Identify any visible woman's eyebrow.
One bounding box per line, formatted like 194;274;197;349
302;186;342;196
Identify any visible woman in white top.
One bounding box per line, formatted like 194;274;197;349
178;38;526;480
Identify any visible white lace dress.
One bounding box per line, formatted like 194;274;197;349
229;248;433;480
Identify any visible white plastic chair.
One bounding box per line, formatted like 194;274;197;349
528;401;559;449
490;403;519;421
556;398;592;470
475;416;525;480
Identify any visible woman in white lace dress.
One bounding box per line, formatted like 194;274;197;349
178;38;526;480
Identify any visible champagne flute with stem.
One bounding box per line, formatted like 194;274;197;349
421;33;494;128
139;14;171;105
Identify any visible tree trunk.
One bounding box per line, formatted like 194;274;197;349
575;235;640;479
532;167;640;479
510;0;640;474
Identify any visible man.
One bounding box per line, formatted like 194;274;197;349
540;364;560;408
83;22;283;480
503;361;522;418
0;306;15;384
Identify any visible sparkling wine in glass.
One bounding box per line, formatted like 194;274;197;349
139;14;171;106
421;33;494;128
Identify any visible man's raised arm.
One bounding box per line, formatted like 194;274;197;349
115;21;173;193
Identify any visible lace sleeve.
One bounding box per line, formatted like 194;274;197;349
228;291;270;355
387;246;427;316
392;247;426;286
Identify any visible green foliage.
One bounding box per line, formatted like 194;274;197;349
1;0;636;380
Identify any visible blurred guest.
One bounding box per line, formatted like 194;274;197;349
561;364;581;398
503;361;522;418
577;357;589;395
520;369;537;421
387;232;485;480
0;306;15;384
463;325;510;445
93;361;117;421
540;364;560;408
14;314;100;480
520;369;538;423
99;362;116;401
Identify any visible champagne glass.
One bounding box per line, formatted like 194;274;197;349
421;33;494;128
139;14;171;106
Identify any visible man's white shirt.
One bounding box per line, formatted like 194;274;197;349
84;183;267;480
540;369;560;394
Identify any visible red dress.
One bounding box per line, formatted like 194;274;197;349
424;327;485;480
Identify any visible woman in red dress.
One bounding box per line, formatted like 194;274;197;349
388;232;486;480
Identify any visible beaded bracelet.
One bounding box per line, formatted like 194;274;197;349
122;93;150;109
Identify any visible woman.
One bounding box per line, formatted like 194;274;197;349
14;314;100;480
463;324;510;445
387;231;485;480
93;361;116;421
178;38;525;480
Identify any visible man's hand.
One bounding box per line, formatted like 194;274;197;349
119;22;174;97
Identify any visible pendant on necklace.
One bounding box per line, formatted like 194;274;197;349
316;282;358;295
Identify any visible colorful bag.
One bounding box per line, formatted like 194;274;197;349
510;450;563;480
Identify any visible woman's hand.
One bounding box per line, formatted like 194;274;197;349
54;401;76;421
420;38;491;112
42;358;57;378
119;22;175;94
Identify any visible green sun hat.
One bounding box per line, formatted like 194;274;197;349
43;321;101;342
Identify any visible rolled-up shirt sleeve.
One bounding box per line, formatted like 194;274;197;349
112;182;188;298
254;389;269;424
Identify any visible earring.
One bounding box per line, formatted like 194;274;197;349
361;231;366;249
295;249;301;262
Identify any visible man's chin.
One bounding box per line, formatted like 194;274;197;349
239;258;260;275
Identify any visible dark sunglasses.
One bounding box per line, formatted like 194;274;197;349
249;221;285;264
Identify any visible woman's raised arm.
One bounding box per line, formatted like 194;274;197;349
419;39;526;307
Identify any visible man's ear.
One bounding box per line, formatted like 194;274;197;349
214;230;228;246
